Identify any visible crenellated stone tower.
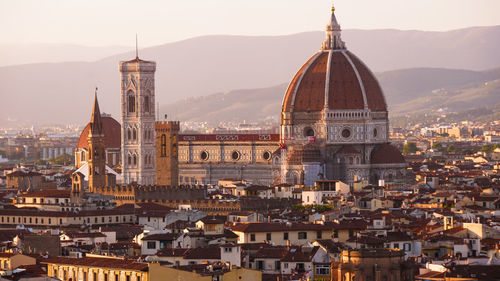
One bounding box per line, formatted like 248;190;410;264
119;55;157;185
155;121;180;187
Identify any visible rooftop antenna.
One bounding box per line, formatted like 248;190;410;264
135;33;139;59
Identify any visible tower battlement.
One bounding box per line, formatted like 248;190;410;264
155;121;180;132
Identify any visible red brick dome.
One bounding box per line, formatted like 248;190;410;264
77;116;121;149
282;50;387;113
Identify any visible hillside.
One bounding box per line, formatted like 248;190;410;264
1;26;500;126
162;68;500;125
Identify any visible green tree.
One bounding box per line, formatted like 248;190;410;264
402;142;418;154
49;154;73;166
447;145;455;153
481;145;493;152
432;142;442;150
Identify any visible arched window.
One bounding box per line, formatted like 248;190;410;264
133;128;137;140
128;155;131;165
161;134;167;157
133;155;137;165
144;95;150;112
128;91;136;113
127;128;131;140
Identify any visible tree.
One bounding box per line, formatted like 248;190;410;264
432;142;442;150
481;145;493;152
48;154;74;166
447;145;455;153
402;142;418;154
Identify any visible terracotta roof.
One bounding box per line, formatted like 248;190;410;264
230;221;363;233
314;239;346;253
64;232;106;238
142;233;179;241
18;189;71;198
199;217;225;225
41;257;148;271
156;248;190;257
77;116;121;149
156;247;220;260
281;246;320;262
183;247;221;260
6;171;42;177
282;50;387;113
254;247;290;259
370;144;406;164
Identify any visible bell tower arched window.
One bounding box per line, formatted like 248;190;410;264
144;95;150;113
161;134;167;157
128;91;136;113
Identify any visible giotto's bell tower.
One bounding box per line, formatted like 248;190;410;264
119;55;156;185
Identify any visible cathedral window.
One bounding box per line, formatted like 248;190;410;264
127;129;131;140
128;92;136;113
341;128;351;138
200;151;209;161
304;128;315;137
263;151;271;161
231;151;241;160
128;155;131;166
133;155;137;165
161;134;167;157
133;128;137;140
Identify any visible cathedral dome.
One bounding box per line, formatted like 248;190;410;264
282;50;387;113
77;116;121;149
282;6;386;114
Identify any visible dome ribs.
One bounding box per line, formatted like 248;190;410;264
293;52;328;112
282;50;387;113
282;53;318;112
346;52;387;111
328;51;364;110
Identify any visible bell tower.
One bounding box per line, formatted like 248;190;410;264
87;91;106;192
119;55;157;185
155;120;180;186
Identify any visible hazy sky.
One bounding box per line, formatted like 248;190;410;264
2;0;499;47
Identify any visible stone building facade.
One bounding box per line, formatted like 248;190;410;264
176;134;279;185
120;57;157;185
331;249;415;281
155;121;180;186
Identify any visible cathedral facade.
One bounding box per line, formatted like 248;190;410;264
75;5;406;188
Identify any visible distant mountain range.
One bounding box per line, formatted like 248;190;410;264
162;67;500;125
0;44;132;67
1;26;500;126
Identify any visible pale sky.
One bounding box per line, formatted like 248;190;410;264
1;0;499;47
